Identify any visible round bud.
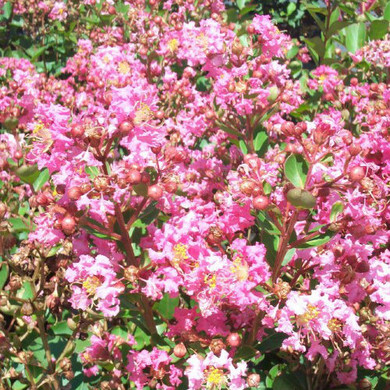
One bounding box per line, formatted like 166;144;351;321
68;186;82;201
357;378;372;390
36;193;49;206
227;333;241;347
349;144;361;157
349;166;365;182
253;195;269;210
209;339;226;356
173;342;187;358
127;169;142;185
247;373;261;387
14;150;23;160
247;25;255;34
355;261;370;273
240;180;256;196
205;110;215;120
148;184;163;200
61;216;76;235
71;124;84;138
267;86;280;103
119;121;133;134
350;77;358;87
21;302;34;316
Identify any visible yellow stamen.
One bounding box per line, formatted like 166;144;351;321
230;257;249;281
205;367;226;388
204;274;217;289
134;102;154;125
118;61;131;75
297;305;320;326
168;39;179;52
83;276;102;295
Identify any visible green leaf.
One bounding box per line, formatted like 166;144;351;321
237;0;249;10
344;23;366;53
33;168;50;192
0;263;9;290
370;20;389;40
239;139;248;154
9;381;28;390
18;281;34;300
266;364;285;388
327;21;351;37
287;2;296;16
282;248;296;267
50;321;73;336
384;2;390;21
297;230;335;248
9;217;30;232
234;345;257;361
154;293;179;320
273;372;307;390
258;332;288;353
133;183;148;197
254;131;268;156
330;201;344;222
84;166;100;179
3;2;12;19
284;154;309;188
15;164;40;184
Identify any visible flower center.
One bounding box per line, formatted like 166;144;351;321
230;257;249;281
168;39;179;52
297;304;320;325
204;274;217;289
118;61;131;75
205;367;226;388
83;276;102;295
134;102;153;125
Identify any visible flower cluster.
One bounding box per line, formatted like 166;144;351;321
1;0;390;389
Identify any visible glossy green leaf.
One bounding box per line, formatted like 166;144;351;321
254;131;268;156
15;164;40;184
33;168;50;192
344;23;366;53
258;332;288;353
384;2;390;21
370;20;389;40
154;293;179;320
330;201;344;222
297;230;335;248
0;263;8;290
284;154;309;188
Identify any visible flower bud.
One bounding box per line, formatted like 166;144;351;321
253;195;269;210
209;339;226;356
227;332;241;347
119;120;134;134
21;302;34;316
173;342;187;358
240;180;256;196
61;215;76;235
357;378;372;390
349;166;365;182
267;86;279;103
247;373;261;387
67;186;82;201
147;184;162;200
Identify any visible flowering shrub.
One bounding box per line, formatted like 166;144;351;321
1;1;390;389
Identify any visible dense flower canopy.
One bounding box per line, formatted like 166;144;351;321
0;0;390;389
